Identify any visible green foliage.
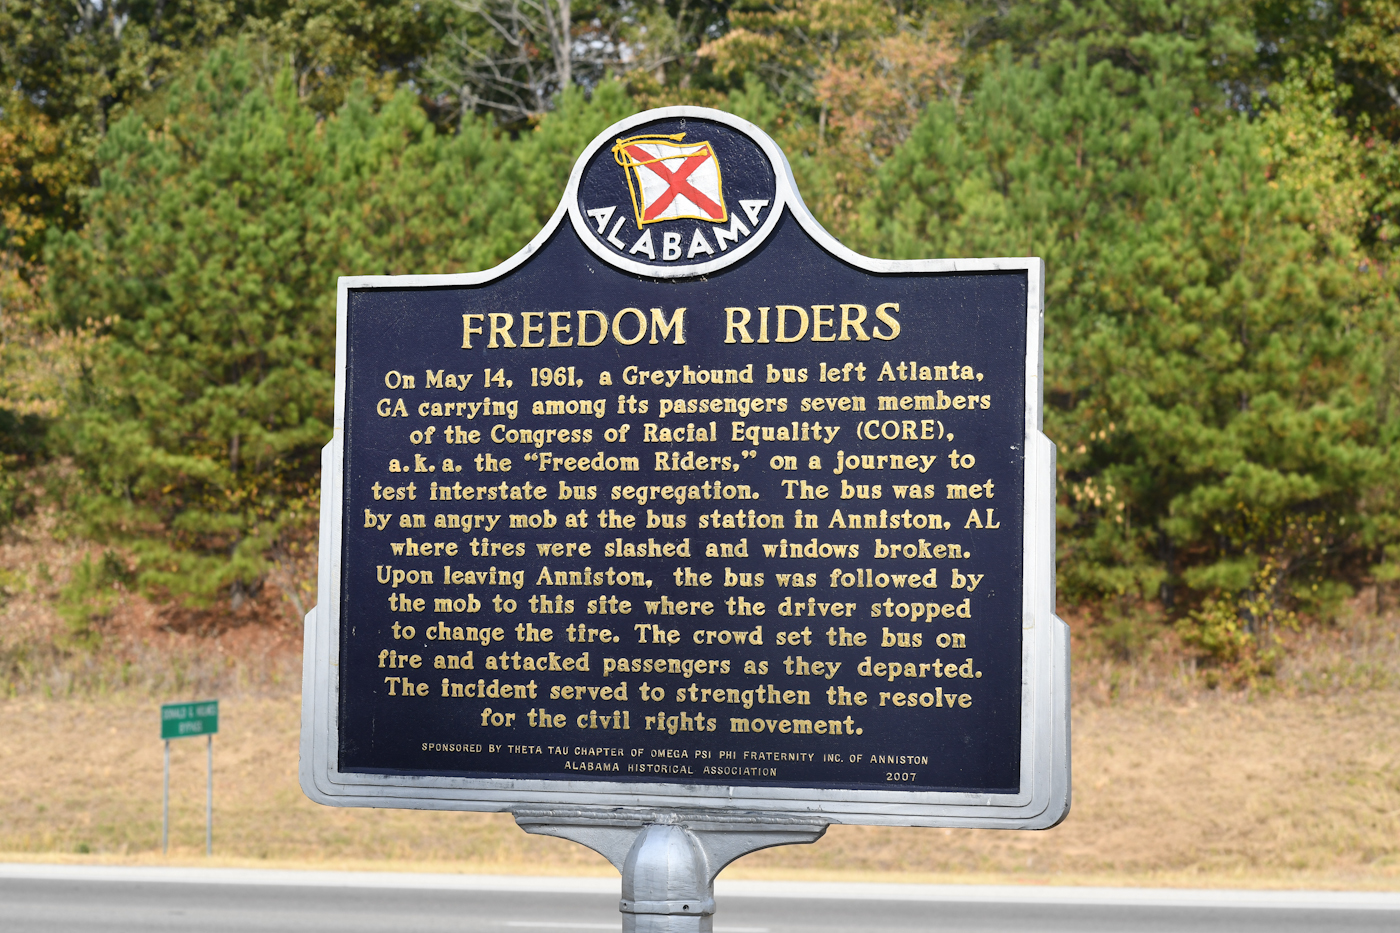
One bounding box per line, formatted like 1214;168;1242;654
982;0;1258;100
1095;598;1159;661
237;0;456;115
6;0;1400;650
1178;596;1263;686
698;0;964;240
45;42;635;606
322;79;636;275
0;1;453;260
0;1;232;258
55;551;133;648
1176;560;1292;687
0;252;80;523
47;45;336;606
860;35;1399;637
1255;0;1400;140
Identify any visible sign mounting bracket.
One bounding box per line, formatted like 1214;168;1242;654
515;807;828;930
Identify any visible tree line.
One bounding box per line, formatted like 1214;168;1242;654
3;0;1400;681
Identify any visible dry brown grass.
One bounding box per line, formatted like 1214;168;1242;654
0;694;609;872
2;687;1399;888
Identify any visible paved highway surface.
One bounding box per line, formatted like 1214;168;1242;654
2;865;1398;932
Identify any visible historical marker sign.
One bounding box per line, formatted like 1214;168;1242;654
301;107;1069;829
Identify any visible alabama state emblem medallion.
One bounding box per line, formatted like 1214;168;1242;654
570;110;786;277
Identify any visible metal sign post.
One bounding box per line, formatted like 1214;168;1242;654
207;733;213;856
301;107;1069;929
162;739;169;855
160;700;219;856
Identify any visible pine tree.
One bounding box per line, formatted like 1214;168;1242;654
862;43;1398;642
46;46;336;606
44;43;636;607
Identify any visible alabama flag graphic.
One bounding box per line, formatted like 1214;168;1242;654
612;134;728;227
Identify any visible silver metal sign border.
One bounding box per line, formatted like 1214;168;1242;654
300;106;1069;831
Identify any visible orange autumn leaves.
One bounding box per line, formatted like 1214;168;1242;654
698;0;960;233
702;0;958;157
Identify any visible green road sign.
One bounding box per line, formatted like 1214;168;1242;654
161;700;218;740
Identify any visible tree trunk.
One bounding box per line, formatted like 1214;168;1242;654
557;0;571;91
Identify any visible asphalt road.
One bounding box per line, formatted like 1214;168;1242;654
2;866;1398;932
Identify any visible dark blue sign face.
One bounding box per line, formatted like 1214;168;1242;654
336;113;1029;795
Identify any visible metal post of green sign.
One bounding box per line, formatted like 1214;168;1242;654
162;741;169;854
159;700;219;856
206;733;213;856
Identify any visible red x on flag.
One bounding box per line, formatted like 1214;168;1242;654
613;135;728;226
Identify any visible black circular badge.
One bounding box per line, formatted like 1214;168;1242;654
569;109;786;278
